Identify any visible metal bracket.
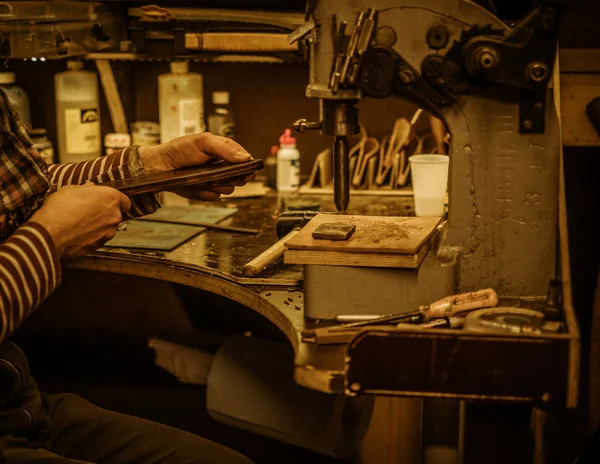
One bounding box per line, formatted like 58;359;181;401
519;88;546;134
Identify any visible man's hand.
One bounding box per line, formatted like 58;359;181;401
138;133;255;201
30;184;132;258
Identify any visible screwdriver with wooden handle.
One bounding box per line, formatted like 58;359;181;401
302;289;498;344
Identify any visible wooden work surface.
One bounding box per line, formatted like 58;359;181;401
285;214;441;254
52;192;579;407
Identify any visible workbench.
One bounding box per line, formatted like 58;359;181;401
49;192;580;410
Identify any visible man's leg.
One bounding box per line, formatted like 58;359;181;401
40;393;254;464
0;435;91;464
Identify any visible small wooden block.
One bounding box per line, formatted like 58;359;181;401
285;214;441;254
312;222;356;241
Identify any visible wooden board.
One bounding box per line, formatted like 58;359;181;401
284;214;441;255
560;73;600;147
185;32;297;52
101;159;263;196
284;238;431;269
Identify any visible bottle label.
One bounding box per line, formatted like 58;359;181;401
178;99;203;136
65;108;100;154
218;123;235;139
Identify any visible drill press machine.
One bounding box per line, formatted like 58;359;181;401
291;0;563;304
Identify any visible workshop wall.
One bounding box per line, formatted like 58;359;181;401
9;60;426;176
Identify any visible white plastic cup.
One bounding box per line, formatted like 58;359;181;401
409;154;449;217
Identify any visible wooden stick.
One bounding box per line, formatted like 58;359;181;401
243;228;301;277
136;216;259;234
95;60;128;133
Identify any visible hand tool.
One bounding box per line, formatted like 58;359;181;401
276;211;321;239
335;314;384;323
243;228;301;277
301;289;498;344
101;159;264;196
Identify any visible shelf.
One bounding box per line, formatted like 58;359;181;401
83;52;303;64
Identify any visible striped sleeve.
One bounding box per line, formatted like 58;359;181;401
46;147;160;218
0;222;61;345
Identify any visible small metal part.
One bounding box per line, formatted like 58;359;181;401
287;17;316;44
333;136;350;212
426;26;449;50
398;68;415;85
350;382;362;392
527;61;549;83
463;307;560;334
419;317;464;329
329;8;378;91
375;26;396;47
293;119;322;133
519;88;546;134
336;314;385;323
334;311;424;330
473;46;499;72
422;55;444;79
312;222;356;241
320;99;359;137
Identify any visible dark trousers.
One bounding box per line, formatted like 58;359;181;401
0;344;253;464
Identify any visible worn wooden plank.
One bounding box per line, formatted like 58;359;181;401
284;242;430;269
285;214;440;254
95;59;128;134
554;57;582;408
185;32;297;52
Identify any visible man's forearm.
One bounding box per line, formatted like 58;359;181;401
0;222;61;344
46;147;160;218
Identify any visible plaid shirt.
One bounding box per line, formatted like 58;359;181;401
0;90;52;237
0;88;159;240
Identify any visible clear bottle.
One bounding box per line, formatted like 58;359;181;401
276;129;300;192
0;71;31;128
54;61;101;163
159;61;205;143
207;91;235;138
29;128;54;165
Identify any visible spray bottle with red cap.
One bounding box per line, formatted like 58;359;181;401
276;129;300;192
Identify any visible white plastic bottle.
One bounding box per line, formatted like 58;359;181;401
0;71;31;128
159;61;205;143
54;61;101;163
207;91;235;138
276;129;300;192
